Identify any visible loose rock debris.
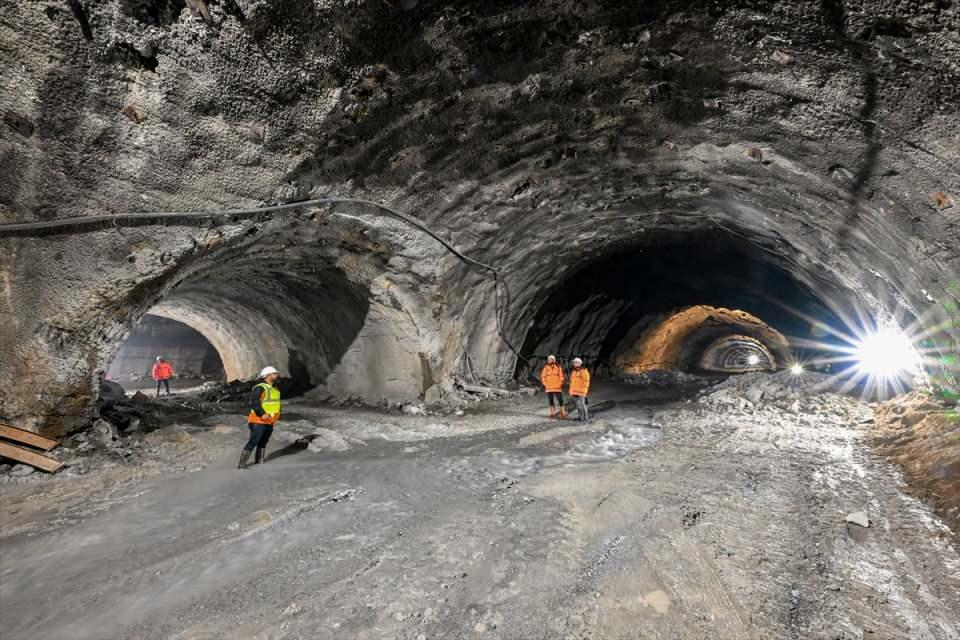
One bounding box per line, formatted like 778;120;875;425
845;511;871;528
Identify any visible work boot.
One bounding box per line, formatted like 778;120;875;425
255;447;266;464
548;406;556;418
559;407;567;419
238;449;251;469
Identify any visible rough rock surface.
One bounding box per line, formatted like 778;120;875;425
1;1;959;434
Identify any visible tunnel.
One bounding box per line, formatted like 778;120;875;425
107;314;225;386
0;0;957;434
1;2;960;638
513;229;844;382
91;219;442;411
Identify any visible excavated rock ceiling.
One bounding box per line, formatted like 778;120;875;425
1;0;959;433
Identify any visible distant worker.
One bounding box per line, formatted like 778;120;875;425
540;355;567;418
239;366;282;469
569;357;591;422
152;356;174;397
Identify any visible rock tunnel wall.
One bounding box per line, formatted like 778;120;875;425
1;1;959;434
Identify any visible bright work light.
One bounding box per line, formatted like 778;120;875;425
853;326;918;379
789;363;804;375
747;354;760;366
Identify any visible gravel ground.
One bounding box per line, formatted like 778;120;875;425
1;380;958;640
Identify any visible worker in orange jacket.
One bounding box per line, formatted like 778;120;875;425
569;357;591;421
540;355;567;418
152;356;174;397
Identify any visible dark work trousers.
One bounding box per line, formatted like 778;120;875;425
245;423;274;452
547;392;563;408
575;395;589;421
156;379;170;396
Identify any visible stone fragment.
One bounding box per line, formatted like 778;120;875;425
92;418;120;446
246;125;266;143
771;50;794;65
931;192;954;209
10;464;34;477
746;147;763;160
120;105;146;124
845;511;870;527
3;111;34;137
100;379;127;403
185;0;212;23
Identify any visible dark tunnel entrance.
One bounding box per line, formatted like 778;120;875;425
515;230;852;383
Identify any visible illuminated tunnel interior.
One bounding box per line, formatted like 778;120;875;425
113;251;375;399
516;229;850;381
107;315;225;387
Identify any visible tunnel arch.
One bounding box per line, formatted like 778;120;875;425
89;217;444;407
106;314;226;385
614;306;791;375
497;218;869;385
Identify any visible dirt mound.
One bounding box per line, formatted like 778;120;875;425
870;392;960;534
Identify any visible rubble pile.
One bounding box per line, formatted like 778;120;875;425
199;380;252;403
200;377;314;403
0;380;222;483
696;370;862;415
621;369;716;388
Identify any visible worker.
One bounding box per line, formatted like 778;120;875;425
239;366;282;469
569;357;591;421
540;355;567;418
152;356;174;397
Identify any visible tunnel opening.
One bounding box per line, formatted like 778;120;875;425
106;314;225;390
514;229;851;384
99;247;378;405
149;257;370;398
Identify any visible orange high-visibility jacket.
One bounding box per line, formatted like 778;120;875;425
152;361;174;380
540;363;566;392
569;367;591;397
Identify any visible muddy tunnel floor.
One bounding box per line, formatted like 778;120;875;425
2;382;958;640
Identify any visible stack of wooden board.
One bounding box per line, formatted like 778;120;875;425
0;423;63;473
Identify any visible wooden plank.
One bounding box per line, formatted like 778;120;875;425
0;441;64;473
0;423;59;451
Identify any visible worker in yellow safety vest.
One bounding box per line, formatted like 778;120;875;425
239;366;282;469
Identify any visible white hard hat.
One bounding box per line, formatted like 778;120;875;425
258;366;280;379
572;357;583;365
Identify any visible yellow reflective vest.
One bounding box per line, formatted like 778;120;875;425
248;382;281;425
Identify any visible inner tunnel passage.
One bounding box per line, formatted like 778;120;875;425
515;230;849;382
